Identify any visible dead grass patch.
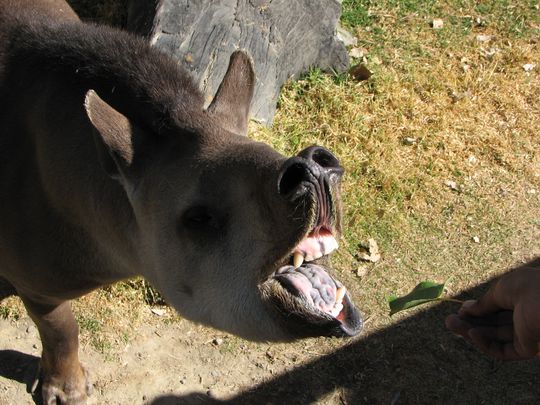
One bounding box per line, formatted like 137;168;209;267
253;0;540;335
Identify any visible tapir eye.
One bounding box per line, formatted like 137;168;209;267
182;206;213;228
180;205;228;237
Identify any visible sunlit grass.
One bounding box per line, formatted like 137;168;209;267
253;0;540;328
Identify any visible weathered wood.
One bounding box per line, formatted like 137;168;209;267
127;0;348;126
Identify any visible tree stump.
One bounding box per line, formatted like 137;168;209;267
127;0;349;126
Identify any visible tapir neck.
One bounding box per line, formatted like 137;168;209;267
15;77;141;286
0;19;165;299
0;6;208;301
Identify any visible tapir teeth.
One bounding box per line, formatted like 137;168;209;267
294;230;338;266
335;286;346;304
293;251;304;269
329;286;347;317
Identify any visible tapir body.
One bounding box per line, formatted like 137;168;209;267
0;0;361;402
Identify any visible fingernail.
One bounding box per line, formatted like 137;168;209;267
458;300;477;315
462;300;477;309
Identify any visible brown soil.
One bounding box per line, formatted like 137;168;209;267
2;282;540;405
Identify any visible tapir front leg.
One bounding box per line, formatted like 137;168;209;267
21;298;92;404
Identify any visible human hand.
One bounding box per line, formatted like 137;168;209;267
446;260;540;360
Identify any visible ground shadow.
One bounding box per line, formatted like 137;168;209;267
0;350;41;404
150;275;540;405
2;273;539;404
0;277;16;301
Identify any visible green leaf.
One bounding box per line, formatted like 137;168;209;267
387;281;446;316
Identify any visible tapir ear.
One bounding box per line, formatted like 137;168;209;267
207;50;255;136
84;90;138;179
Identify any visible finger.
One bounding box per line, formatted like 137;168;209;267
513;335;539;359
468;328;524;361
496;310;514;325
460;310;514;327
458;288;502;318
445;314;473;337
466;325;514;343
513;304;540;359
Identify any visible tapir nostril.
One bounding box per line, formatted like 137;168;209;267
278;160;312;196
298;146;343;176
278;146;343;198
311;147;340;169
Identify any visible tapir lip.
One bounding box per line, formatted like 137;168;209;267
259;186;363;338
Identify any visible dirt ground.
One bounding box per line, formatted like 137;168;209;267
1;313;287;404
2;272;540;405
0;310;356;405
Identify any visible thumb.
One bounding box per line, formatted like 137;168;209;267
459;286;501;317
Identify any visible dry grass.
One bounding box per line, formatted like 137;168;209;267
253;0;540;333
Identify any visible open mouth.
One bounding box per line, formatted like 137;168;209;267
274;227;346;319
263;221;362;338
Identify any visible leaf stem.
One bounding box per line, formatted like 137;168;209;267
436;297;464;304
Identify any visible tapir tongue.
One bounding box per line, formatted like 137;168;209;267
275;264;345;317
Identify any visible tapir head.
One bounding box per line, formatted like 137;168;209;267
84;51;362;341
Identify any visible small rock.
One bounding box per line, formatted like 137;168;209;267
472;236;480;243
211;370;221;378
212;337;223;346
371;56;382;65
449;90;473;102
356;265;369;278
527;189;537;195
150;308;166;316
460;57;471;72
402;137;417;145
336;25;357;47
482;47;499;59
206;389;216;398
444;180;459;191
265;349;276;360
357;239;381;263
32;344;38;349
349;47;366;59
523;63;536;72
431;18;444;29
475;17;486;26
349;63;372;81
468;155;478;164
476;34;492;42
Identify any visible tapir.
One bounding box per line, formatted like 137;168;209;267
0;0;362;403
